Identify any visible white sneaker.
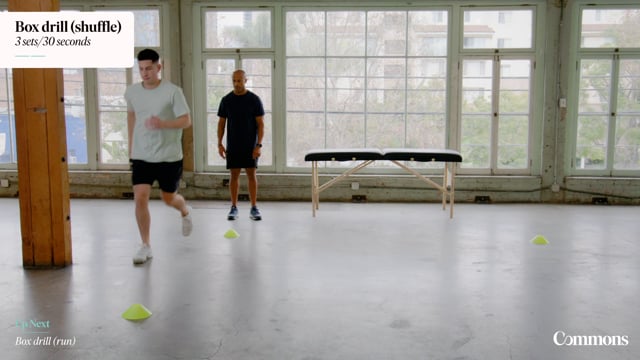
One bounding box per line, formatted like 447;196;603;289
133;244;152;264
182;206;193;236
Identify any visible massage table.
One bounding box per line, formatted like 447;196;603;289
304;148;463;218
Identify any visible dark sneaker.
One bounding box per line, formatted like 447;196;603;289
228;205;239;220
250;206;262;221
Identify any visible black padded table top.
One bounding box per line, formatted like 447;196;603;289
304;148;384;162
304;148;462;162
382;148;462;162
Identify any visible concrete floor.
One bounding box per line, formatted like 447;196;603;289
1;198;639;360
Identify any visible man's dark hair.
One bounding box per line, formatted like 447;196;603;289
137;49;160;63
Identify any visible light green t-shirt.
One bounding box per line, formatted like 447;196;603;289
125;80;190;163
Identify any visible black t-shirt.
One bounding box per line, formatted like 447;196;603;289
217;91;265;154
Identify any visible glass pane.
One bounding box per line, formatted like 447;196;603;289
243;59;272;167
461;115;491;168
98;69;128;111
367;11;406;56
581;8;640;48
461;59;493;113
286;58;325;113
617;59;640;113
463;10;533;49
499;60;531;113
578;59;611;113
206;59;236;167
327;113;364;148
408;11;448;56
614;59;640;169
98;69;128;164
497;60;530;169
576;115;608;169
576;59;611;170
407;57;447;165
366;58;406;113
498;115;528;169
63;69;87;164
407;58;447;114
406;113;448;169
0;69;16;164
614;115;640;169
99;111;129;164
286;12;324;56
407;114;446;149
286;58;326;166
327;11;365;56
206;60;235;113
133;10;160;47
461;59;493;168
205;11;271;49
327;58;365;113
366;113;404;148
286;112;324;167
327;114;366;169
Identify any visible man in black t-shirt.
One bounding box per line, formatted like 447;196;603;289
217;70;265;221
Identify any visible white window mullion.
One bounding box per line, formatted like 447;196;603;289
324;11;328;149
607;53;620;175
491;55;501;172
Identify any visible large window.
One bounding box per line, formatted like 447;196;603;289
571;6;640;174
199;9;274;171
285;10;449;169
459;8;535;173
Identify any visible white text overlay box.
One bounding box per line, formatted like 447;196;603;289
0;11;134;68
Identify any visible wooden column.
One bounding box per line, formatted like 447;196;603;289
10;0;72;268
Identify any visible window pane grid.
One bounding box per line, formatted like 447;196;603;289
573;5;640;174
285;10;448;169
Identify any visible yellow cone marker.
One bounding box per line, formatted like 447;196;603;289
531;235;549;245
122;303;152;320
224;229;239;239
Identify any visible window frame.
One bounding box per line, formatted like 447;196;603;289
193;5;277;173
566;1;640;176
456;5;543;176
282;6;455;174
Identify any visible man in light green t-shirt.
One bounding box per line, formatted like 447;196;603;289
125;48;193;265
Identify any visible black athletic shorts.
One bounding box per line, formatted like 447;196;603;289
226;151;258;169
131;159;183;193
